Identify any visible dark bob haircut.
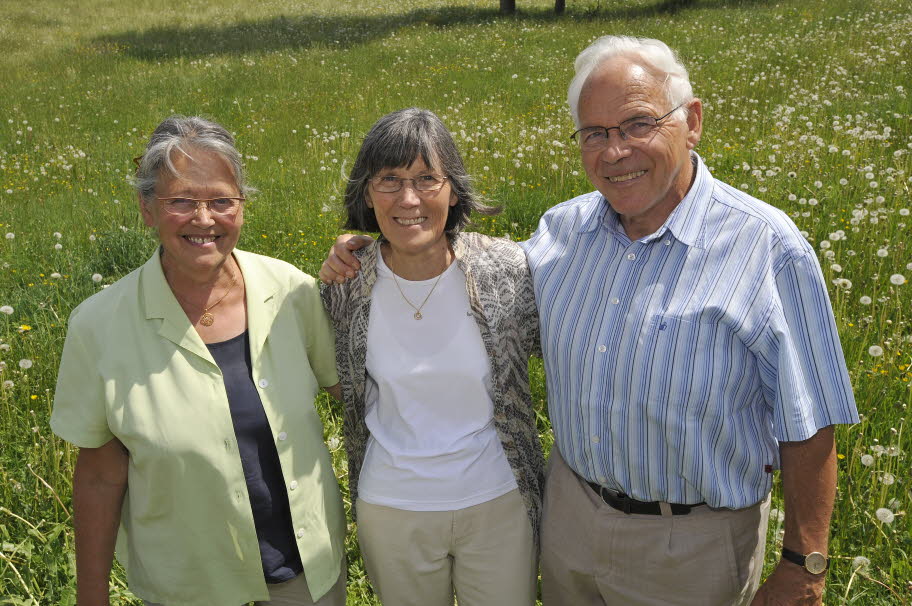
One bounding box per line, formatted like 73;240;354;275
343;108;499;237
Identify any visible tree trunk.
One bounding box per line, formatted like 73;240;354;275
500;0;516;14
555;0;566;14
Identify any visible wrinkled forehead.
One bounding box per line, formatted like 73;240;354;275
580;59;667;112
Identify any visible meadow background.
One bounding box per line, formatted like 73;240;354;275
1;0;910;603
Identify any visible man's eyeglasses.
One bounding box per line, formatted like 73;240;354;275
156;197;246;217
570;105;684;151
370;175;449;194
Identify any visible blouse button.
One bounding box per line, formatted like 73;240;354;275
258;378;269;388
277;432;287;441
289;480;298;491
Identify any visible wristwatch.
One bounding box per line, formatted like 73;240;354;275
781;547;830;574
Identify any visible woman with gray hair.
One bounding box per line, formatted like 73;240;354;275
321;107;543;606
51;115;347;605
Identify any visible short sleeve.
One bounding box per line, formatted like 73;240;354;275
300;275;340;388
50;309;115;448
761;251;858;441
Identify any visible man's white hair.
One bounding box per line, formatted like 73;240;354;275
567;36;694;127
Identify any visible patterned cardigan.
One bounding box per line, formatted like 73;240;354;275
321;232;544;547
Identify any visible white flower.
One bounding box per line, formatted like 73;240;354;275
4;233;13;240
851;556;870;571
889;274;906;285
91;273;103;283
327;436;341;450
860;454;874;466
875;508;895;523
50;272;61;279
859;296;872;305
877;248;888;257
880;473;895;485
54;243;63;250
18;359;32;370
0;361;5;371
2;380;13;389
53;232;62;239
885;446;900;457
0;305;12;315
830;264;842;272
888;498;901;510
819;240;831;249
868;345;884;357
89;234;96;241
769;508;785;522
0;343;9;352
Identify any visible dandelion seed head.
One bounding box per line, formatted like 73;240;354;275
0;305;13;315
875;508;895;523
852;556;870;571
91;273;103;283
18;359;32;370
889;274;906;285
880;472;895;485
860;454;874;466
868;345;884;357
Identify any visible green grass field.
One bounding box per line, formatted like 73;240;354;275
1;0;910;603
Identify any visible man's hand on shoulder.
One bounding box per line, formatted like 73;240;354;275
318;234;374;284
751;560;825;605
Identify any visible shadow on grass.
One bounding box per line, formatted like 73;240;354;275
92;0;773;61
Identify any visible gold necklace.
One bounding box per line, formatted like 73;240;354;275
389;265;444;321
174;269;238;327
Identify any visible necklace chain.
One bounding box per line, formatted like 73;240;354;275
389;267;444;321
174;269;238;327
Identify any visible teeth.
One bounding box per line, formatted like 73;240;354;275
186;236;216;244
608;170;646;183
396;218;426;225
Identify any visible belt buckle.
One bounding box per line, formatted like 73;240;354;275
600;486;632;514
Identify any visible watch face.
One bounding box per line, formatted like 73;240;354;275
806;552;828;574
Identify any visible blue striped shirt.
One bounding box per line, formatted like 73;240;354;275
523;153;858;508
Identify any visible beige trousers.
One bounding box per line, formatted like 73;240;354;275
356;488;537;606
142;565;345;606
541;448;769;606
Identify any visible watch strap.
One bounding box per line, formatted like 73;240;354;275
782;547;830;574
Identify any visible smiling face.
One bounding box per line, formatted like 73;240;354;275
365;156;456;265
578;58;702;238
140;147;243;281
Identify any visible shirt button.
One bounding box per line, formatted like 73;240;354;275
289;480;298;491
296;528;305;539
611;297;620;305
626;253;636;261
664;239;671;246
277;431;287;441
597;345;607;353
591;435;600;444
258;378;269;388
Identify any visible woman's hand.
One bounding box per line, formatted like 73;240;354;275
74;438;129;606
318;235;375;284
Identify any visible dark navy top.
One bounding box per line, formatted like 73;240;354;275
207;331;303;584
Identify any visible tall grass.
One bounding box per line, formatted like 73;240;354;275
1;0;909;603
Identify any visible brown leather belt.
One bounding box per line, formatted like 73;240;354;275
587;482;705;515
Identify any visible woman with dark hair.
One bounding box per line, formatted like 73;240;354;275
321;108;543;606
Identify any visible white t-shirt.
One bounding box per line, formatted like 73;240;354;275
357;252;518;511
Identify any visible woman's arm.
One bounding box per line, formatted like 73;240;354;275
73;438;128;606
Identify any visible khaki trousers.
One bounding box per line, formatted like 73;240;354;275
356;488;537;606
142;565;345;606
541;448;769;606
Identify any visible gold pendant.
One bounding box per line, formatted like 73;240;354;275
200;312;215;327
414;311;422;320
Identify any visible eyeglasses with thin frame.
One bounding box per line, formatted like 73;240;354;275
570;104;684;151
369;174;449;194
156;196;246;217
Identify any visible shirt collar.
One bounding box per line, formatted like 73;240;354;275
577;152;712;249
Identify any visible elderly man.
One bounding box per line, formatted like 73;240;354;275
320;36;858;606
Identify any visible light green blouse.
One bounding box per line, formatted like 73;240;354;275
51;249;344;606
